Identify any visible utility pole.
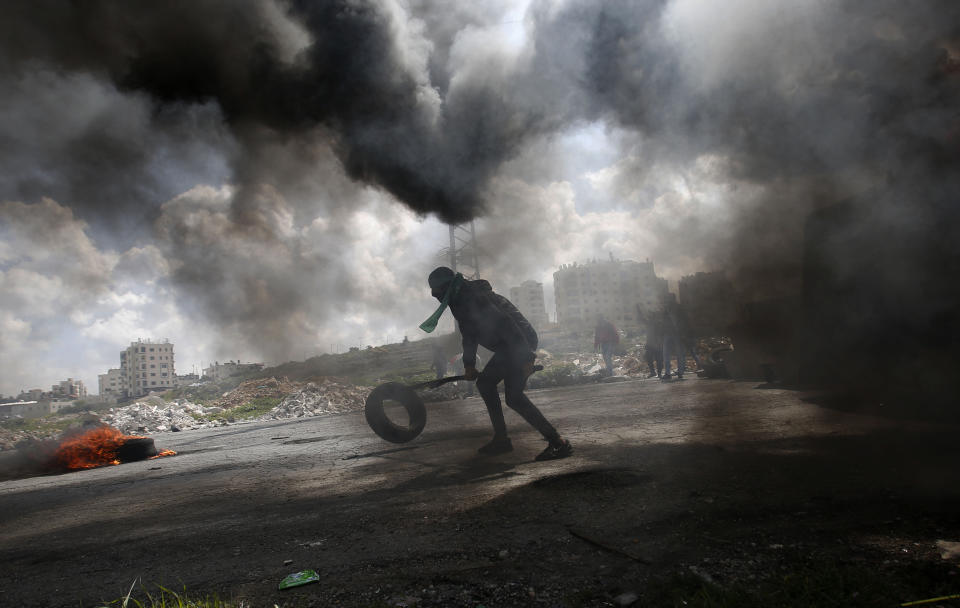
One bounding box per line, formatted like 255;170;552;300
437;221;481;343
443;221;481;279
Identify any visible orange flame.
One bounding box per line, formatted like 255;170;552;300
54;426;176;470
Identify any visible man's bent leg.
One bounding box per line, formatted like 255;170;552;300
477;355;508;439
504;361;572;461
503;370;559;442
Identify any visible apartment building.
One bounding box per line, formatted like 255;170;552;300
121;339;176;397
509;280;550;329
98;368;126;397
553;258;669;329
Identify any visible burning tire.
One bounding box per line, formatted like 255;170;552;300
364;382;427;444
116;437;158;462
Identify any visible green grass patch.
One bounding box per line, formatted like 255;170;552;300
0;414;75;434
97;583;256;608
193;397;283;422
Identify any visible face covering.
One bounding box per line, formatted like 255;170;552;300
419;273;463;333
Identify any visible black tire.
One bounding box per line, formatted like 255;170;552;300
116;437;158;462
364;382;427;444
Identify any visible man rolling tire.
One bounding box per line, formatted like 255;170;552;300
420;267;572;461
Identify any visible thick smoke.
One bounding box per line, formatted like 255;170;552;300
1;0;958;384
2;0;554;225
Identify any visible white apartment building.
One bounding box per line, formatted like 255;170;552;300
509;280;550;329
98;368;126;397
553;258;669;329
121;339;176;397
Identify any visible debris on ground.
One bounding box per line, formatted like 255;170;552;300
211;377;301;409
101;396;225;434
278;570;320;590
268;379;371;418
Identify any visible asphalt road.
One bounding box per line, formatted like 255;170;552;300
1;377;957;607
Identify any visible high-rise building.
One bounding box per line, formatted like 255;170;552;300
121;339;176;397
553;258;668;329
509;280;550;329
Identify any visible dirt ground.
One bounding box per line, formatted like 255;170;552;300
1;378;959;607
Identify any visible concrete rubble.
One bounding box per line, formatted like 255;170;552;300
101;396;223;434
267;379;371;419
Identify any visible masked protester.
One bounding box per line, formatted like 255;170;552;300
420;267;572;461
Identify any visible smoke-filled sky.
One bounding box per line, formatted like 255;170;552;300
1;0;958;396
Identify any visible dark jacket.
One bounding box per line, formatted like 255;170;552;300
663;301;691;340
448;279;537;368
594;320;619;347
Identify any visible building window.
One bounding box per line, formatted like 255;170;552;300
151;381;157;385
150;356;155;360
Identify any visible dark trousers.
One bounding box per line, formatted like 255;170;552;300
475;349;559;442
645;344;662;376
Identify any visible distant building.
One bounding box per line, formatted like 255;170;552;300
52;378;87;400
98;368;126;397
176;373;202;387
121;339;177;397
509;280;550;329
678;271;738;336
202;360;263;382
17;388;45;402
553;258;669;329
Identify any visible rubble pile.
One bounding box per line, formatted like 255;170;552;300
267;379;371;419
211;377;301;409
101;396;226;434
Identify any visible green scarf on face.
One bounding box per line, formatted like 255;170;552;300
419;273;463;333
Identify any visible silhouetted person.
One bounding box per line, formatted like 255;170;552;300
662;297;697;379
430;344;447;380
421;267;572;461
594;315;619;375
638;307;663;378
